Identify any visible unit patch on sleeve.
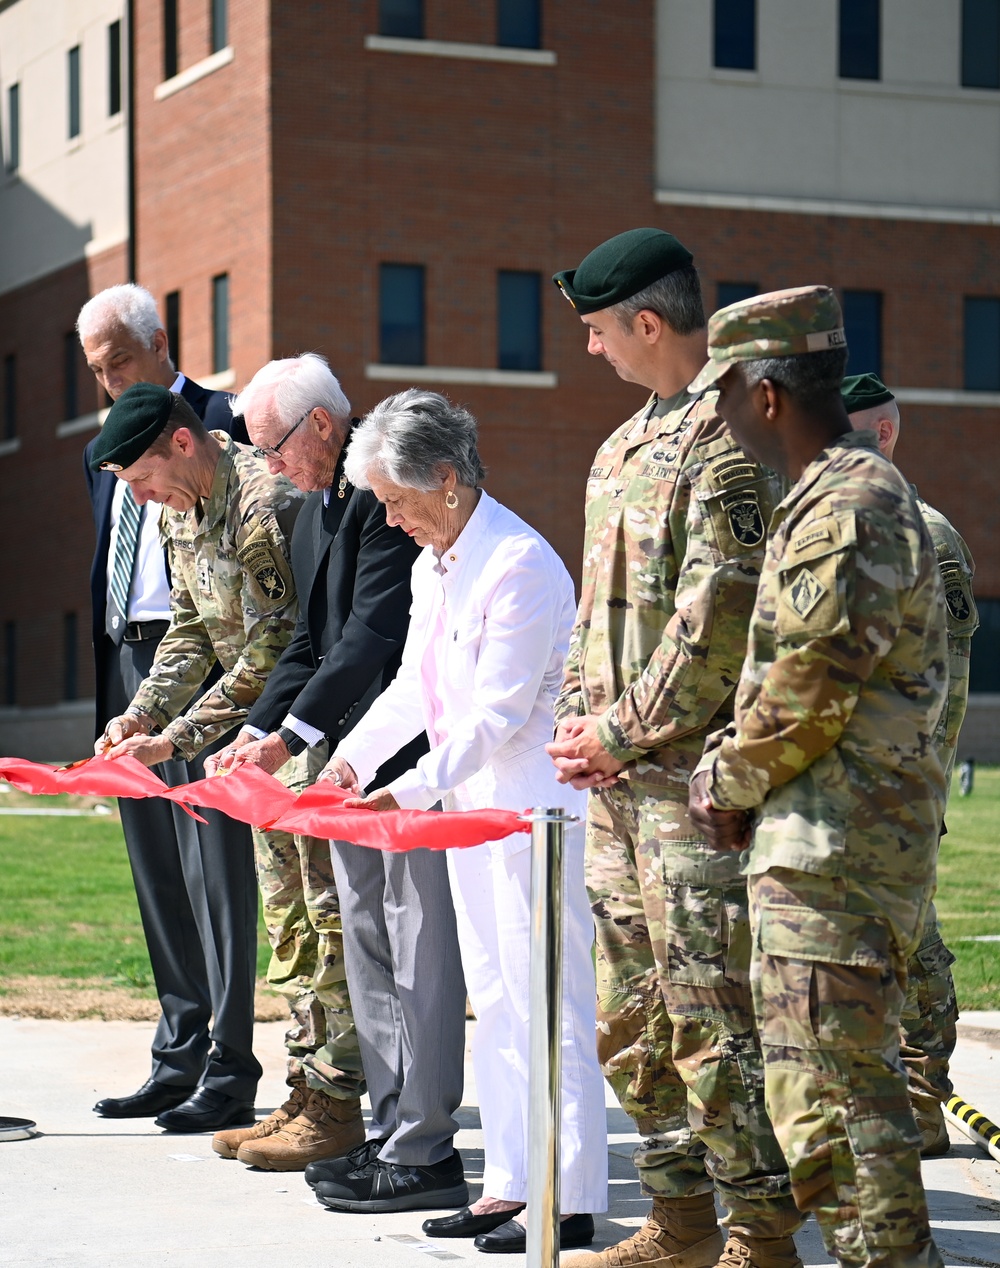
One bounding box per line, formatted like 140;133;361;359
237;524;290;602
722;490;765;547
940;562;972;622
785;567;827;620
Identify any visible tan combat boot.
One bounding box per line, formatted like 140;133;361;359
914;1099;951;1158
562;1193;723;1268
235;1089;365;1171
212;1079;308;1159
714;1234;803;1268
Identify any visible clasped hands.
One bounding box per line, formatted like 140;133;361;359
545;715;625;790
96;711;174;767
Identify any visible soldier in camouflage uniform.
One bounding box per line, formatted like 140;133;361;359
690;289;948;1268
843;373;979;1158
96;375;307;1131
548;230;802;1268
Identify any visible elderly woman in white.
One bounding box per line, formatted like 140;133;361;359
318;389;607;1254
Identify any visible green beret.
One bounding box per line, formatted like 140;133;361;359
552;228;694;315
689;285;845;394
89;382;174;471
841;372;894;415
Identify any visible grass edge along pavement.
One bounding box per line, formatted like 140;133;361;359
0;769;997;1016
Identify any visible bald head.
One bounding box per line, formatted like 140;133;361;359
848;397;900;462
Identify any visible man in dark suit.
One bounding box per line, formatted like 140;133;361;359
208;354;468;1210
78;283;260;1132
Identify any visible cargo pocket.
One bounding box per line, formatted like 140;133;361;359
663;883;750;987
844;1108;926;1249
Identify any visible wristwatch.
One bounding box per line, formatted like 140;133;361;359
276;725;308;757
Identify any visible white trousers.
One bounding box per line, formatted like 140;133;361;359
446;827;608;1212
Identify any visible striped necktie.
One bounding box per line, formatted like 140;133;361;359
106;486;144;643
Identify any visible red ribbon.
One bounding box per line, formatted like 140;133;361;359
0;757;531;851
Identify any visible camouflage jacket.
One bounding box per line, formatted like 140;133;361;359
703;430;948;886
916;490;978;786
130;433;306;758
556;387;782;792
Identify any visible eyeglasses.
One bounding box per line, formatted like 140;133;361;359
251;409;312;461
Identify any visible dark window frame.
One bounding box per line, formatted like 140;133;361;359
497;0;541;49
211;273;230;374
838;0;881;81
164;0;179;79
962;0;1000;89
379;263;426;366
210;0;228;53
842;289;883;376
6;82;20;174
3;354;16;440
165;290;181;369
108;20;122;116
717;281;760;309
379;0;423;39
497;270;543;372
64;332;79;422
713;0;757;71
964;296;1000;391
68;45;81;139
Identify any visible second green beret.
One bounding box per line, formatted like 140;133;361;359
841;372;895;414
90;382;175;471
553;227;694;314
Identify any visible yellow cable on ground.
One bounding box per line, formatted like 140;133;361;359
945;1094;1000;1164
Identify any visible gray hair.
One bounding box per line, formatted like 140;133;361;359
742;348;849;408
231;352;351;427
609;265;705;336
76;283;166;352
345;389;486;492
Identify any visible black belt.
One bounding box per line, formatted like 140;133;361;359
122;620;170;643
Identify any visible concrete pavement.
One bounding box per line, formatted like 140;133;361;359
1;1015;998;1267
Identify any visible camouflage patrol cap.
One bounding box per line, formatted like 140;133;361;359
688;285;846;394
841;372;895;414
89;381;174;471
552;228;694;314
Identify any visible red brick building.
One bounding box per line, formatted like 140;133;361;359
1;0;998;757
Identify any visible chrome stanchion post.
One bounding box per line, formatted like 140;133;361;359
526;806;567;1268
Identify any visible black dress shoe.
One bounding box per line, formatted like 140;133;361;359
94;1077;195;1119
305;1138;388;1189
154;1086;255;1133
474;1212;595;1254
423;1205;526;1238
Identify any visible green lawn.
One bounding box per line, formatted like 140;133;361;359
0;793;271;995
0;773;997;1009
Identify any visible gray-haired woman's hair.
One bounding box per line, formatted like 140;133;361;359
345;389;486;492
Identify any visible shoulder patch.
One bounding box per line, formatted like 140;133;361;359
939;561;973;623
722;490;765;546
785;568;827;619
706;455;759;491
792;524;832;553
236;522;290;602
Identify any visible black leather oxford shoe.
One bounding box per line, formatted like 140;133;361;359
154;1086;255;1133
94;1077;195;1119
422;1205;526;1238
474;1212;595;1254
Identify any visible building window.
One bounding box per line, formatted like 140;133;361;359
210;0;228;53
497;271;542;371
963;0;1000;89
68;45;81;139
842;290;882;375
714;0;756;71
379;0;423;39
839;0;880;80
211;273;230;373
379;264;425;365
970;598;1000;691
165;290;181;368
164;0;179;79
717;281;759;309
108;21;122;116
3;621;15;706
3;354;15;440
498;0;541;49
64;613;78;702
64;333;79;421
964;297;1000;390
6;83;19;174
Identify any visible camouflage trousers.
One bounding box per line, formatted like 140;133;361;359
253;745;365;1101
587;778;799;1238
900;902;958;1139
749;867;943;1268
